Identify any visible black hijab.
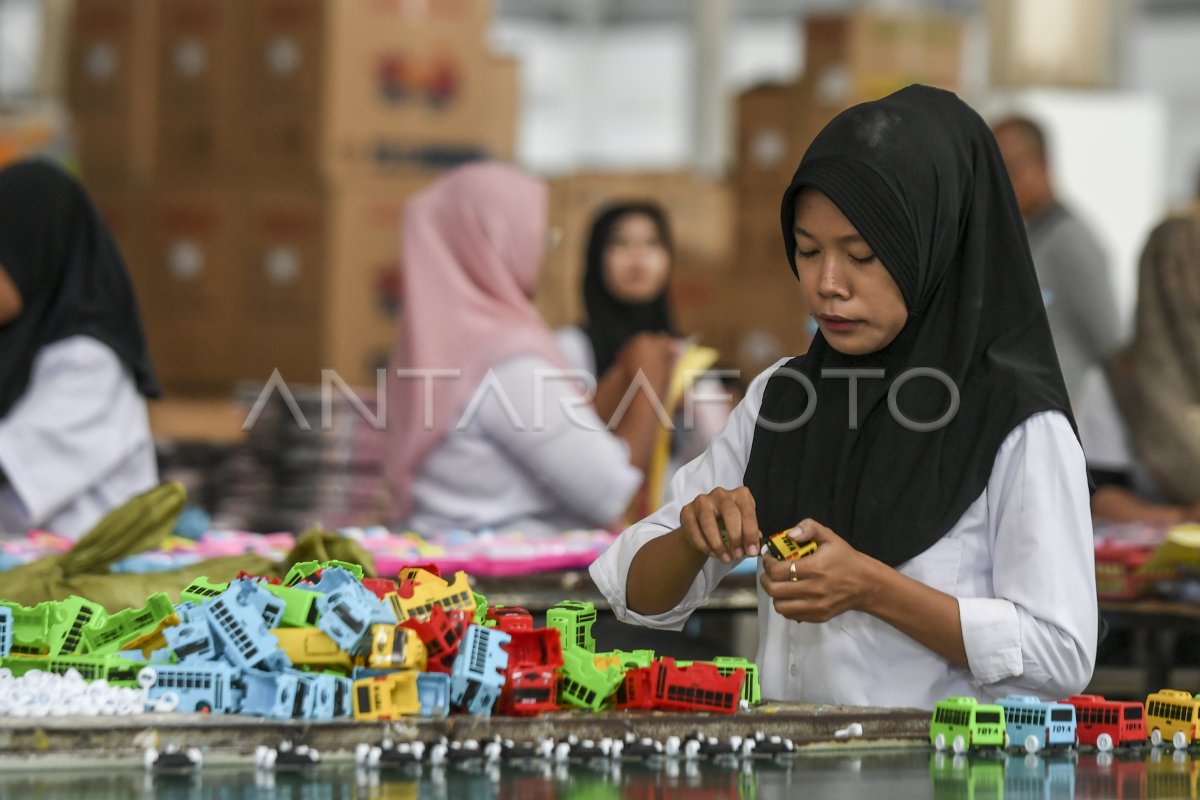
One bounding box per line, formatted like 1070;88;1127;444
0;160;159;418
582;202;677;377
743;85;1081;568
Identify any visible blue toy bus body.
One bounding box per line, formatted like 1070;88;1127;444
201;592;289;672
999;694;1077;753
0;606;11;658
239;670;298;719
147;662;241;714
163;620;218;664
418;672;452;718
450;625;511;716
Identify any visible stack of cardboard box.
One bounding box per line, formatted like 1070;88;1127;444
69;0;519;392
724;10;964;377
736;10;964;278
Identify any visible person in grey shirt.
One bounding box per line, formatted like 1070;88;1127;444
992;116;1123;405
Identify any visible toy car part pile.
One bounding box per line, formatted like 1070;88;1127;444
0;561;759;721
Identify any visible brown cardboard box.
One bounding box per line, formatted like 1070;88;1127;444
322;178;432;386
139;176;433;393
244;0;511;179
987;0;1115;88
235;186;327;384
234;178;433;389
89;181;149;286
68;0;158;183
735;82;803;192
803;11;963;105
142;182;241;392
156;0;247;176
485;55;521;164
735;194;787;272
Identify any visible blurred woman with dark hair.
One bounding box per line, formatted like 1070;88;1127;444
556;203;731;512
0;160;159;537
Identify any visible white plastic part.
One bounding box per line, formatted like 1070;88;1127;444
1152;729;1164;747
835;722;864;739
1024;734;1040;755
153;692;180;713
144;748;158;770
1096;733;1113;753
952;735;967;755
610;741;624;759
684;740;702;760
554;743;570;763
1174;731;1188;751
138;666;159;690
665;737;681;758
187;748;203;766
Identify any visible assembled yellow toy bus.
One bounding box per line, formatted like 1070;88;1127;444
1145;689;1200;750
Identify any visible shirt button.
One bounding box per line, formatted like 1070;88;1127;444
789;664;798;677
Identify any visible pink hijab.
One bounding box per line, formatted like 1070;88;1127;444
386;162;569;519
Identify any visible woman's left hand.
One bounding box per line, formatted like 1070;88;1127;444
759;519;884;623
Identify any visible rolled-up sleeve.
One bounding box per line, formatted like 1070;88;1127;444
959;411;1098;698
589;359;787;630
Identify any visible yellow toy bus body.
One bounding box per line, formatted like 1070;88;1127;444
386;571;474;622
352;671;421;721
765;530;818;562
1145;689;1200;750
367;625;428;671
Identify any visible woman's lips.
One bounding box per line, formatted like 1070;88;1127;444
818;315;859;333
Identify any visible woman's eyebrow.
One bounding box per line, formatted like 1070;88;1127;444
794;226;865;245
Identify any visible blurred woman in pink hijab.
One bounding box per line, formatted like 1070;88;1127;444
386;162;668;535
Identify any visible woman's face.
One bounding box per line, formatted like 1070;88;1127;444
602;212;671;304
792;188;908;355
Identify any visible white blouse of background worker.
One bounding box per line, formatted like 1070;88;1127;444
0;336;158;539
591;358;1098;709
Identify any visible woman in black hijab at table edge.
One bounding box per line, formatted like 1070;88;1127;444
590;85;1097;708
0;159;160;539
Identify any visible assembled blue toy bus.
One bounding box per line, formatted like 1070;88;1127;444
998;694;1078;753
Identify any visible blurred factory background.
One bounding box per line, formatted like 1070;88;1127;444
0;0;1195;529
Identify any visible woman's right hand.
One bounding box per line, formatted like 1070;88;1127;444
678;486;762;564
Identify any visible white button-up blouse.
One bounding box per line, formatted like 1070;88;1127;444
590;359;1098;709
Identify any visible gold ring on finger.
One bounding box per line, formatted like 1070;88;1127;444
789;561;798;582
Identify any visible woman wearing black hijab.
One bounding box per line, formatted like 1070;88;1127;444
0;160;160;538
590;86;1097;707
556;203;731;492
